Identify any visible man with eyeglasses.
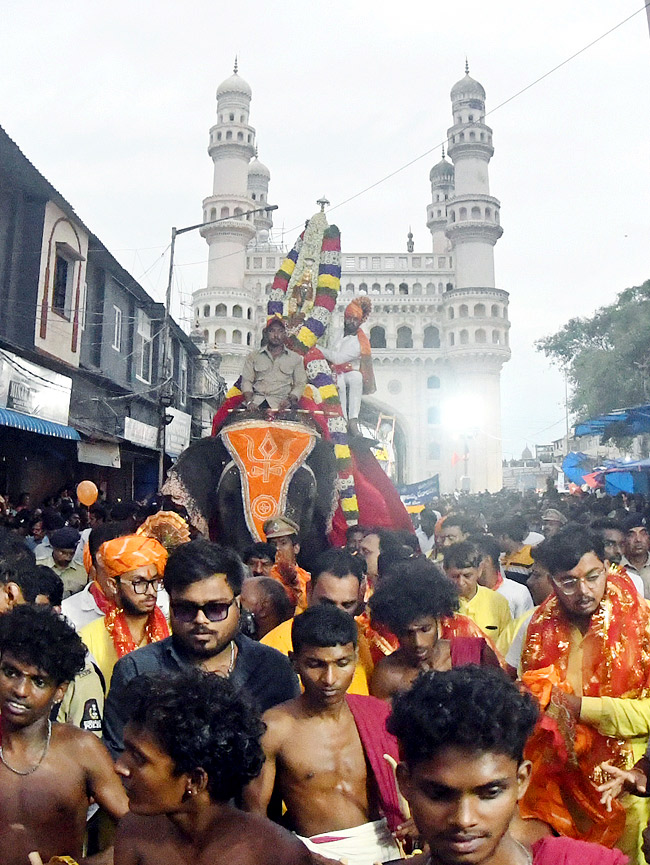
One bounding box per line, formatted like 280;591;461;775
80;535;170;689
517;524;650;865
103;538;299;760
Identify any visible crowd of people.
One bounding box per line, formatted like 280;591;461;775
1;483;650;864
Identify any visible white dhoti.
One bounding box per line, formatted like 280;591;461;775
338;369;363;420
297;818;400;865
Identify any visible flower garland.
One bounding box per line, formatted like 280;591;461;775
270;221;359;525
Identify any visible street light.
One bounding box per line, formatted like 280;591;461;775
157;203;279;489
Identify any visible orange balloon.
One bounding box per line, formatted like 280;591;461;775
77;480;98;507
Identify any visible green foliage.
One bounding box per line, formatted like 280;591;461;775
536;279;650;422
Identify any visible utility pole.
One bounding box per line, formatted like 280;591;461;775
157;205;278;490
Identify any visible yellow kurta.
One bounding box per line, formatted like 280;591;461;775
80;616;151;692
261;615;374;695
458;584;511;642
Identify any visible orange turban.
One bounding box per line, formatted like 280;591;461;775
344;296;371;323
96;535;168;579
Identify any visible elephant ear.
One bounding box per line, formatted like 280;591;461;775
162;436;229;537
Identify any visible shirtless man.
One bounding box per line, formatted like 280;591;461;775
114;668;310;865
0;604;128;865
368;564;497;700
243;605;404;865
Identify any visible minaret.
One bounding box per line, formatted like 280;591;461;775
195;61;257;378
247;147;273;243
427;145;455;255
442;65;510;492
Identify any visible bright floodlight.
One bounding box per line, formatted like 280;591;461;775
441;395;485;436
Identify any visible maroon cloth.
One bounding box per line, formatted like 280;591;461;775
350;447;414;534
532;836;628;864
449;635;486;667
345;694;402;833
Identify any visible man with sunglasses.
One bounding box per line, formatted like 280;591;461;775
80;535;170;689
103;538;299;760
517;524;650;865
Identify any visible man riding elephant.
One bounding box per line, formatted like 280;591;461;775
240;317;307;413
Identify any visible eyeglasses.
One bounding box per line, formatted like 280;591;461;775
118;577;164;595
171;599;237;623
551;569;605;595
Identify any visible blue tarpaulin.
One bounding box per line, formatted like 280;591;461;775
574;404;650;438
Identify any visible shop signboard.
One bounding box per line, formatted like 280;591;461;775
165;408;192;457
123;417;158;450
0;349;72;425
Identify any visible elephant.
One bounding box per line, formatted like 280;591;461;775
162;417;338;565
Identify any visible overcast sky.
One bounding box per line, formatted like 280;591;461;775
2;1;649;460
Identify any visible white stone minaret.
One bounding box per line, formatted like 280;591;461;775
427;145;455;255
247;148;272;243
195;61;258;379
441;64;510;492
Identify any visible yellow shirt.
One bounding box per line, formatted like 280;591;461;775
261;616;374;696
80;616;151;692
459;584;511;642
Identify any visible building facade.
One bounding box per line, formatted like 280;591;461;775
0;126;224;504
194;64;511;492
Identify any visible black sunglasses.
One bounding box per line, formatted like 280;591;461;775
171;599;237;623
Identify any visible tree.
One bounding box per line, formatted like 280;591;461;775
536;279;650;421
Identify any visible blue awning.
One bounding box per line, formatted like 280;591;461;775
574;404;650;437
0;407;80;440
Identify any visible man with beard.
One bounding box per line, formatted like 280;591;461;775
80;535;169;688
518;525;650;863
591;518;643;596
103;538;299;759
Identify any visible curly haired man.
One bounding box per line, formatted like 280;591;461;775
114;668;310;865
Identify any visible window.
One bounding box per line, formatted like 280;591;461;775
459;207;467;220
474;303;486;317
427;407;440;425
448;307;455;319
427;375;440;389
220;207;230;218
449;333;455;346
398;283;409;295
247;307;253;320
426;282;435;295
203;304;210;317
229;113;234;121
52;253;73;317
253;257;262;268
215;328;226;345
345;283;355;293
247;332;252;345
471;206;481;219
266;257;275;269
179;352;188;406
413;282;422;295
135;309;153;383
371;282;381;294
385;282;395;294
460;329;469;345
370;326;386;348
428;442;441;460
233;304;243;318
492;330;501;344
215;303;226;316
412;257;421;268
475;329;486;344
359;257;367;269
491;304;499;317
112;306;122;351
371;257;381;270
202;329;209;341
459;304;468;317
397;326;413;348
232;329;242;344
385;257;394;270
438;257;446;268
423;326;440;348
345;256;356;269
359;282;368;293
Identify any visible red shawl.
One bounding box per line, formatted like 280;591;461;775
345;694;402;832
520;568;650;846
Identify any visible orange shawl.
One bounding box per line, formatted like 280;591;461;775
520;568;650;846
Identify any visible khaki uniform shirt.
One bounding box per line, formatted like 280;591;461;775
240;346;307;409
